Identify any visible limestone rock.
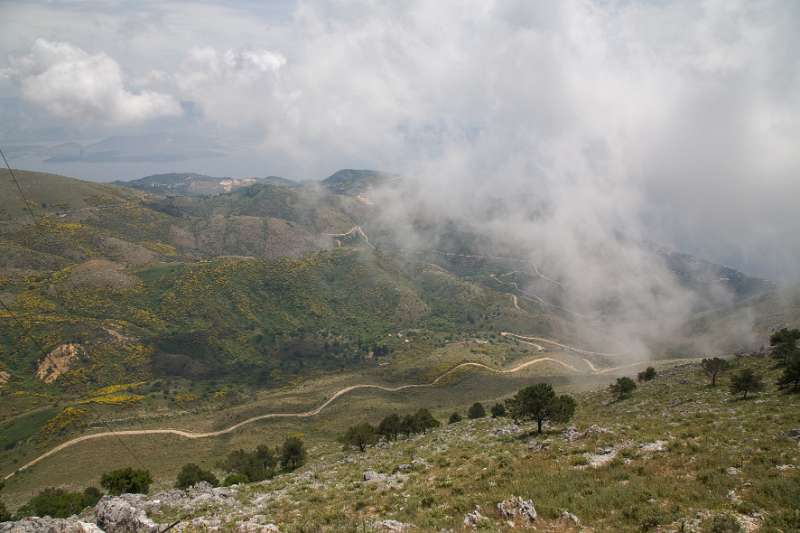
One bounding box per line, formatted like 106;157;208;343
463;506;488;528
497;496;537;524
95;495;159;533
0;517;104;532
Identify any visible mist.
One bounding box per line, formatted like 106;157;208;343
1;0;799;355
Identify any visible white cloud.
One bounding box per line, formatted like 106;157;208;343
4;38;182;125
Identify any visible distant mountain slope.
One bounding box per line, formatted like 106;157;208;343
321;169;399;195
119;173;297;196
0;169;139;221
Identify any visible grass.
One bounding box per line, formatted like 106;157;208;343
0;407;58;453
4;355;796;531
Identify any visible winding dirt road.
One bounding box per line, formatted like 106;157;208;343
3;353;582;481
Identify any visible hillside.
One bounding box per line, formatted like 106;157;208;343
119;173;297;196
2;356;798;531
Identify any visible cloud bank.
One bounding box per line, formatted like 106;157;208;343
3;38;182;125
0;0;798;284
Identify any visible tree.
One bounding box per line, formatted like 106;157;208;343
280;437;306;471
175;463;219;489
770;328;800;364
637;367;657;382
412;408;440;432
467;402;486;419
100;467;152;495
730;368;765;399
610;377;636;401
505;383;576;434
448;412;462;424
0;500;9;522
777;356;800;392
377;413;402;441
701;357;730;386
341;423;378;452
399;414;418;436
490;403;506;418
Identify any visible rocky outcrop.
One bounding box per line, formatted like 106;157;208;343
0;370;9;386
0;517;103;532
497;496;537;525
36;343;84;383
95;495;160;532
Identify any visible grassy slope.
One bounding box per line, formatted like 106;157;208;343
154;356;797;531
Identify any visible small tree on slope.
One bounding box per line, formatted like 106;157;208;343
701;357;729;386
341;423;378;452
280;437;307;471
468;402;486;419
610;377;637;401
730;368;765;399
777;355;800;392
505;383;576;434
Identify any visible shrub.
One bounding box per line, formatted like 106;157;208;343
16;487;94;519
100;467;152;495
377;413;402;441
222;446;276;482
490;403;506;418
448;412;462;424
777;355;800;392
730;368;765;399
82;487;102;507
467;402;486;419
709;513;743;533
222;473;249;486
610;377;637;400
506;383;576;433
280;436;306;471
412;408;440;432
175;463;219;489
637;367;657;382
341;423;378;452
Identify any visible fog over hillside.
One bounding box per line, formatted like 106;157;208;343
1;0;798;288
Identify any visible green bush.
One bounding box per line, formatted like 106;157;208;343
221;446;276;482
637;367;657;382
490;403;506;418
709;513;742;533
610;377;637;400
377;413;401;441
448;412;462;424
280;437;306;471
467;402;486;419
175;463;219;489
16;487;99;519
222;473;249;486
100;467;153;495
81;487;102;508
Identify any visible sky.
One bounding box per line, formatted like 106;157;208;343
0;0;799;283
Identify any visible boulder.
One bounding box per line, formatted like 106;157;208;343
463;506;488;528
374;519;412;531
497;496;537;524
95;495;159;533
